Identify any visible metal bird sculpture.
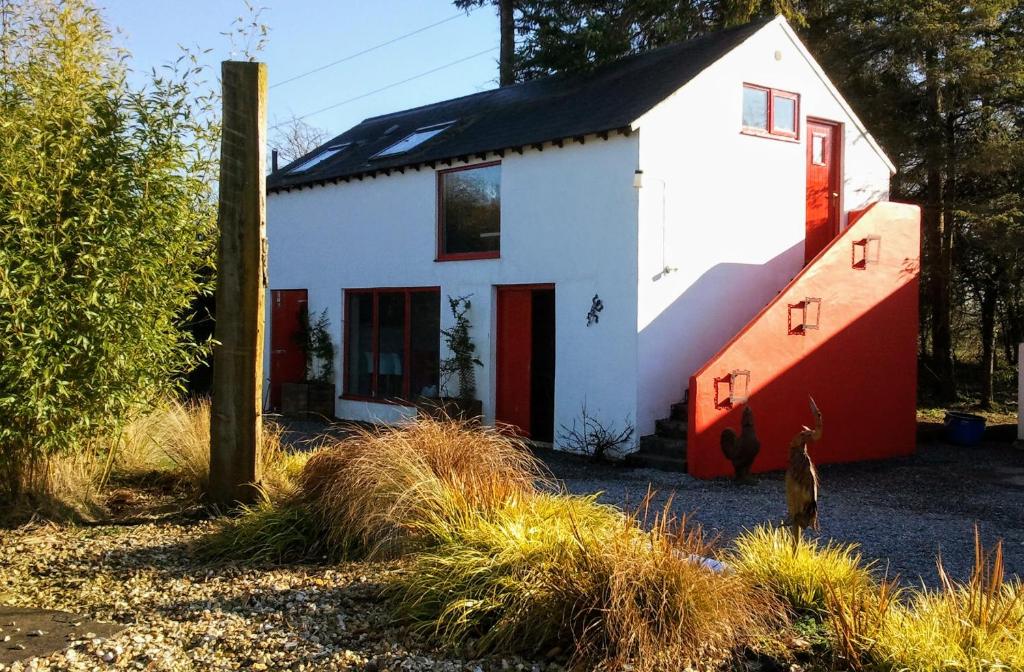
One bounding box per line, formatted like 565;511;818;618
720;405;760;483
785;396;823;551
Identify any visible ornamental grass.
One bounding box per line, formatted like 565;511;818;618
729;524;876;615
390;490;785;670
297;416;549;558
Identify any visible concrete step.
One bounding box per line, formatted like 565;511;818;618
655;418;688;439
625;451;687;473
638;434;687;459
670;400;688;421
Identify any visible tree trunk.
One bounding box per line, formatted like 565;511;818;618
980;287;997;409
922;52;955;401
499;0;515;86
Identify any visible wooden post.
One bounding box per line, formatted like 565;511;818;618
209;61;267;507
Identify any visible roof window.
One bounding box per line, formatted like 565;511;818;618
287;143;350;174
372;122;454;158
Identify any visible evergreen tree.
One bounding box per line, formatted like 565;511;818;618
461;0;1024;403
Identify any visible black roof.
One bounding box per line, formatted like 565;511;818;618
268;19;770;192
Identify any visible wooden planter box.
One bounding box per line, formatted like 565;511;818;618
417;396;483;422
281;382;336;419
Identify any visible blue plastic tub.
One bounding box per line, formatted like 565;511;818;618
944;411;987;446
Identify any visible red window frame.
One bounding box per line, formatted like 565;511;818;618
342;286;440;405
741;83;800;141
436;161;501;262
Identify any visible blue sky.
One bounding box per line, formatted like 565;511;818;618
98;0;501;139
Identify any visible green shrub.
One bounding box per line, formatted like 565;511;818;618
730;525;875;615
0;0;217;501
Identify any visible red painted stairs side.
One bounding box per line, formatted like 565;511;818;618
686;202;921;479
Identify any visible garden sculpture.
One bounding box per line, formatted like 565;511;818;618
719;405;760;483
785;396;823;551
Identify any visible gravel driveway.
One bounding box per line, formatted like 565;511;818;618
276;418;1023;585
543;440;1024;585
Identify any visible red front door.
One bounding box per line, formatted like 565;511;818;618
270;289;308;410
805;119;842;264
495;287;533;436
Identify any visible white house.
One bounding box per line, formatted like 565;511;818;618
264;16;897;462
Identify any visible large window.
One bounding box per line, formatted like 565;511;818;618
742;84;799;139
344;288;440;402
437;162;501;260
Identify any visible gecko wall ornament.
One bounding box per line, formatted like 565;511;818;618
586;294;604;326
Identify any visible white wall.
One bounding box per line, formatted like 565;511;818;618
632;18;893;434
265;135;641;446
1018;343;1023;442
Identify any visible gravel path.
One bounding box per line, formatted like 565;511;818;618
544;441;1024;585
0;523;552;672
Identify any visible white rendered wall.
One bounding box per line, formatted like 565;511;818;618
1018;344;1023;442
265;136;641;446
632;19;893;434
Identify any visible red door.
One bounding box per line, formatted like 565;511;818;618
495;287;533;436
805;119;842;264
270;289;308;410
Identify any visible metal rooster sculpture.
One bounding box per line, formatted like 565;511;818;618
720;405;760;483
785;396;823;551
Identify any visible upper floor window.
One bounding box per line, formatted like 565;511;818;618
742;84;799;139
437;162;501;261
373;122;454;158
287;143;350;174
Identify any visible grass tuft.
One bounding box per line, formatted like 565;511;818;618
869;531;1024;672
114;397;310;504
390;489;784;670
298;416;549;557
730;525;876;615
196;499;328;564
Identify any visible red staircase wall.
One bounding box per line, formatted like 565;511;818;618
687;202;921;479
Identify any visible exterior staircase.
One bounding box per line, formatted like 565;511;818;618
626;397;688;472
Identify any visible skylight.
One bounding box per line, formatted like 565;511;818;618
287;143;350;174
372;122;454;158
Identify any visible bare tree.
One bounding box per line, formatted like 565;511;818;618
268;114;329;168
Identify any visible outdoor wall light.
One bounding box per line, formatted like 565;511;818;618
633;169;644;188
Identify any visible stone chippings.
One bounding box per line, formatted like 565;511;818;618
0;523;555;672
546;441;1024;585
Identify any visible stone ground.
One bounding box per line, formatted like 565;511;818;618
0;522;554;672
2;420;1019;670
543;439;1024;585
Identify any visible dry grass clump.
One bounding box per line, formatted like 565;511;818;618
578;505;785;671
8;398;310;524
14;448;108;521
730;525;876;615
298;416;549;557
391;492;784;671
115;397;309;504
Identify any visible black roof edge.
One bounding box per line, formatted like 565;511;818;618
267;125;633;194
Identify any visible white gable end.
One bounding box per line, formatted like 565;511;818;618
631;16;894;435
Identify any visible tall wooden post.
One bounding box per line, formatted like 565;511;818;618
209;61;267;507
